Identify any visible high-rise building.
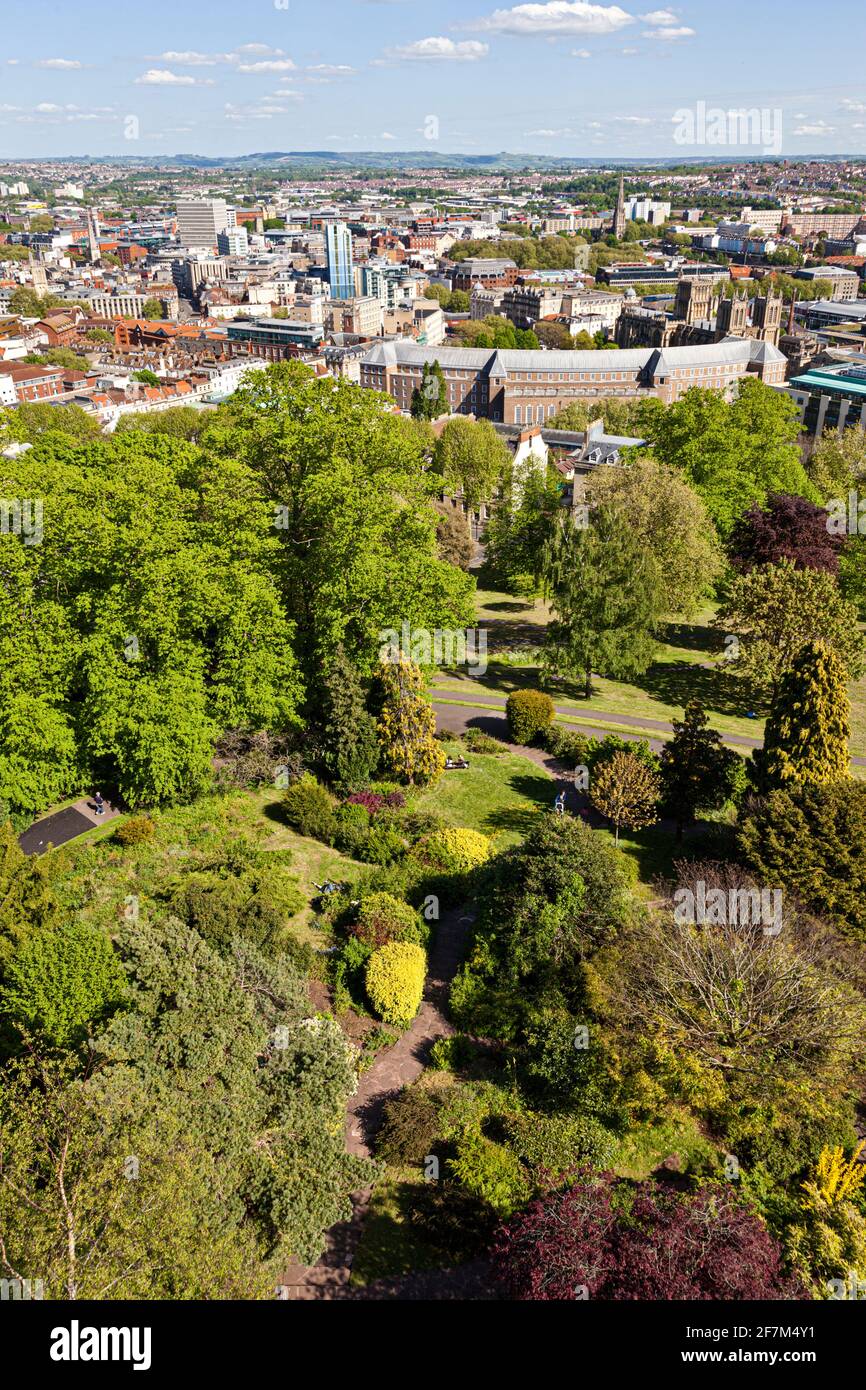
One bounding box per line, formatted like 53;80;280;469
86;208;101;264
325;221;354;301
217;226;249;256
177;199;234;250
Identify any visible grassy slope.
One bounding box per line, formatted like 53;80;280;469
418;740;554;850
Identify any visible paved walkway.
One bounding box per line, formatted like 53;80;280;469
280;900;480;1300
18;795;122;855
433;691;866;768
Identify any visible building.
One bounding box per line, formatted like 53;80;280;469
325;295;383;338
616;283;783;350
597;262;724;289
0;361;65;401
325;222;354;302
359;338;785;423
783;211;866;239
794;264;861;301
786;359;866;438
217;226;250;257
177;199;234;251
501;284;563;329
225;317;324;357
624;196;671;226
793;298;866;332
451;258;519;294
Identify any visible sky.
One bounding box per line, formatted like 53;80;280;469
0;0;864;161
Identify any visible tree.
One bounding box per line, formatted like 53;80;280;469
374;658;445;786
131;368;160;386
753;641;849;792
807;430;866;501
0;819;57;969
3;400;100;441
483;462;562;596
659;701;743;838
647;379;814;537
434;503;473;569
141;298;165;320
727;493;841;574
542;504;659;697
1;922;126;1049
715;558;864;699
317;645;380;788
738;779;866;940
491;1174;807;1301
218;362;473;681
585;456;722;619
589;749;660;844
433;417;511;508
8;286;45;318
535;321;573;350
411;360;447;420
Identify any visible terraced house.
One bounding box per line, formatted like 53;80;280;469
360;339;787;423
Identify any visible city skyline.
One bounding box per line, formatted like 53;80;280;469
0;0;865;160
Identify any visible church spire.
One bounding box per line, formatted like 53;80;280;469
613;174;626;240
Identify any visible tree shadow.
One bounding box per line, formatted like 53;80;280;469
633;662;767;720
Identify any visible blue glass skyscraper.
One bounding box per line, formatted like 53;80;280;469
326;221;354;301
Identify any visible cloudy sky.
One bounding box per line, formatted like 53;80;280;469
0;0;863;159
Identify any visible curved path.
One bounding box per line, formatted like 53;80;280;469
280;900;485;1300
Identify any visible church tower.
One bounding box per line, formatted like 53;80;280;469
613;175;626;240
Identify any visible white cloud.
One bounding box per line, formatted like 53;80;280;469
237;59;297;73
572;47;592;56
383;37;489;61
36;58;82;69
793;120;835;135
841;99;866;114
305;64;357;77
613;114;652;123
135;69;215;86
642;24;693;38
380;131;396;139
156;51;225;66
641;7;678;23
462;3;634;36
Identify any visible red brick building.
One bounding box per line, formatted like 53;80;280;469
0;361;65;402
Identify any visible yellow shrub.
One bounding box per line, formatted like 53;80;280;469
803;1142;866;1210
420;826;492;871
365;941;426;1027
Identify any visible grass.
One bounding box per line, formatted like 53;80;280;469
52;788;363;950
441;587;866;757
417;740;554;848
350;1178;445;1286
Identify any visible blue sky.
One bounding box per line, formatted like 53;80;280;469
0;0;864;160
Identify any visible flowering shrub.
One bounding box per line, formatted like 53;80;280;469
346;789;406;815
418;826;492;872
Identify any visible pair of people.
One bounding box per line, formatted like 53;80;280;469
445;755;469;770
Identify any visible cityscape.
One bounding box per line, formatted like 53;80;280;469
1;0;865;1364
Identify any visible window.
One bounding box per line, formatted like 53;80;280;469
514;405;522;424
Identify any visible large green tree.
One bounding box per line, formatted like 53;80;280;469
433;417;511;508
542;503;659;696
659;701;743;838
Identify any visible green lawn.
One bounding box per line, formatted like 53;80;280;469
442;587;866;757
418;741;554;848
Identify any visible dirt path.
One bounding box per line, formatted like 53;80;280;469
279;899;478;1300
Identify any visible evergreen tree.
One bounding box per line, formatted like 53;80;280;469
659;701;742;840
374;658;445;786
753;641;849;792
317;646;379;788
0;819;57;971
411;360;447;420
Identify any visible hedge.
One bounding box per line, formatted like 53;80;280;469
365;940;426;1027
506;690;555;745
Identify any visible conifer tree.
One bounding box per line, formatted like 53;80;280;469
375;658;445;786
317;646;379;788
753;640;849;792
659;701;742;840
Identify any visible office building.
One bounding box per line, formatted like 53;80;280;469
325;222;355;302
177;199;234;250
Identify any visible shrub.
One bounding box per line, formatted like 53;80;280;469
543;725;595;764
281;774;336;842
502;1111;617;1176
491;1173;808;1300
331;802;371;857
378;1084;445;1166
417;826;492;872
351;892;424;948
429;1034;476;1072
346;789;405;814
359;823;407;866
449;1126;531;1217
114;815;157;846
738;779;866;940
333;935;372;1012
1;922;126;1048
463;728;502;755
506;690;555;745
365;940;426;1026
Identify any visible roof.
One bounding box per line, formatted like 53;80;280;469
362;337;777;377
